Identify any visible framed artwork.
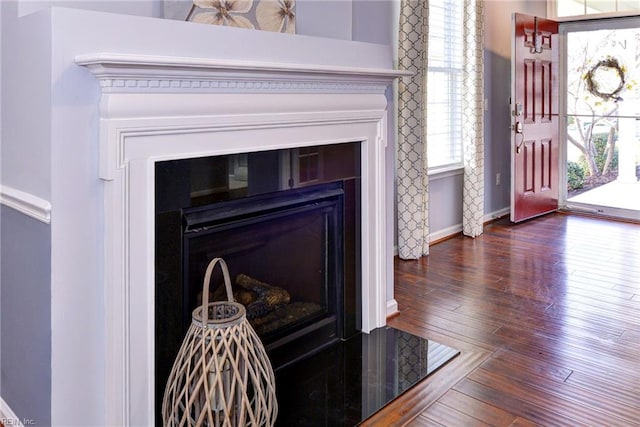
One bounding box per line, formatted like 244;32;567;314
164;0;296;34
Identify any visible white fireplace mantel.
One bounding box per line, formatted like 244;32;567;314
75;52;406;93
77;52;406;425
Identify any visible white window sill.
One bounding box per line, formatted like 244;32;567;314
427;165;464;181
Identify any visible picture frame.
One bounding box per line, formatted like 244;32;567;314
163;0;296;34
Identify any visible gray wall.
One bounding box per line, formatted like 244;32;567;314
298;0;353;40
1;2;53;424
484;0;548;216
0;206;51;425
16;0;161;17
352;0;396;45
484;46;512;213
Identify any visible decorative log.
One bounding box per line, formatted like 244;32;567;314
251;302;323;336
236;274;291;320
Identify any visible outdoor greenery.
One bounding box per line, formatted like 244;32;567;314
568;134;619;193
567;161;585;191
579;133;619;174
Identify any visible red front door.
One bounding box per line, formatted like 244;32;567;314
510;13;559;223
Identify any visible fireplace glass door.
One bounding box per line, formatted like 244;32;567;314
182;183;344;346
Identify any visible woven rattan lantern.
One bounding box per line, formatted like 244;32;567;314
162;258;278;426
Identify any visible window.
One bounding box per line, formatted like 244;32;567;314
550;0;640;19
427;0;464;172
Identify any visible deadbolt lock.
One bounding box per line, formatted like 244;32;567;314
514;122;523;133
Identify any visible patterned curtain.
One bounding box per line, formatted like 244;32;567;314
397;0;485;259
397;0;429;260
462;0;485;237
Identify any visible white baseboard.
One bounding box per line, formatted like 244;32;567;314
429;224;462;243
0;185;51;224
430;207;510;242
484;207;510;222
393;207;511;256
386;298;399;318
0;397;25;427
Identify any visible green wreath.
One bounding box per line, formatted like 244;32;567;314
584;56;626;102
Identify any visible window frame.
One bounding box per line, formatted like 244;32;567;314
548;0;640;21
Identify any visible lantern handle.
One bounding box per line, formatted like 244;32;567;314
201;258;235;318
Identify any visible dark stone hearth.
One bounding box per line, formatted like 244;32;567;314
274;326;459;426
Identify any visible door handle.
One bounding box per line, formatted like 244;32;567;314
513;122;524;154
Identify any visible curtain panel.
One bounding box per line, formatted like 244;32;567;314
396;0;485;260
462;0;485;238
397;0;430;260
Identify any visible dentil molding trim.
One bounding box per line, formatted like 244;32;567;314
75;53;411;94
0;185;52;224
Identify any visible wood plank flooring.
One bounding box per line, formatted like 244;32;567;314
362;213;640;427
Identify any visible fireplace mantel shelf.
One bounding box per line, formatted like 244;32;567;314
76;53;411;93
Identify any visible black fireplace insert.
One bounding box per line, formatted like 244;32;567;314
182;182;345;357
154;143;361;421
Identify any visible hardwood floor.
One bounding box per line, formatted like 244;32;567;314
362;213;640;427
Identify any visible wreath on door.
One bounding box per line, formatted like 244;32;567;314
584;56;627;102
